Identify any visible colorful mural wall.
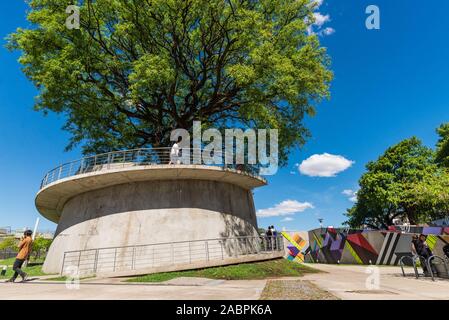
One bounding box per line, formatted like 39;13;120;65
281;231;309;263
282;227;449;266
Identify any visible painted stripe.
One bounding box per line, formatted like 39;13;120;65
345;242;363;264
312;232;323;248
381;233;398;265
376;232;392;264
281;232;306;251
426;235;437;251
385;233;401;265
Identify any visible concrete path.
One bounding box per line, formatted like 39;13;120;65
301;263;449;300
0;277;266;300
1;264;449;300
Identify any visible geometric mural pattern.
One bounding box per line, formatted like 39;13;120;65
283;227;449;266
281;232;307;263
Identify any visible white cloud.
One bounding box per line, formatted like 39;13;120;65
313;12;330;27
321;27;335;36
257;200;314;217
306;1;335;37
299;153;354;177
342;189;358;202
281;217;294;222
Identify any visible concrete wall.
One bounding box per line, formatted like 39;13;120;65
304;227;449;265
43;179;259;273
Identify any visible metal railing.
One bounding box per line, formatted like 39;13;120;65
0;249;17;261
40;148;263;189
427;255;449;281
400;254;449;281
61;235;284;276
399;255;421;279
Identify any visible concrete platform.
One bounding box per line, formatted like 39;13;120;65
36;164;266;223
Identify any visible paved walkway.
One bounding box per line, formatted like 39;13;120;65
0;277;266;300
1;264;449;300
301;264;449;300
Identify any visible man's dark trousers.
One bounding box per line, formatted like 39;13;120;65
11;259;26;281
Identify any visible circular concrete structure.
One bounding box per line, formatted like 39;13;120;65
36;154;267;274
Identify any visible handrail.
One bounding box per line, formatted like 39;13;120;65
40;147;265;189
63;235;273;254
61;235;284;276
427;255;449;282
400;254;449;281
399;255;420;279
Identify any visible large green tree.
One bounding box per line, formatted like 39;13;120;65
345;137;449;229
8;0;332;163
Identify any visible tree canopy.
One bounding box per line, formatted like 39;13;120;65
436;123;449;167
345;134;449;229
8;0;332;164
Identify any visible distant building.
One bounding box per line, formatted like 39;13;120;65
0;227;54;240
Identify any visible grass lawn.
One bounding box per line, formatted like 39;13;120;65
0;257;49;279
45;275;95;281
126;258;321;283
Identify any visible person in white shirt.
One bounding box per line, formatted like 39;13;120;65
169;136;182;164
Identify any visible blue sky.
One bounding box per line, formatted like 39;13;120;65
1;1;448;232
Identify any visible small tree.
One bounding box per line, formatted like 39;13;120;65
32;237;53;260
0;237;18;252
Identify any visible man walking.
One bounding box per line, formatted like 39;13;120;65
6;230;33;283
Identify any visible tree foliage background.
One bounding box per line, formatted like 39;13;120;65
346;124;449;229
0;237;18;252
8;0;332;165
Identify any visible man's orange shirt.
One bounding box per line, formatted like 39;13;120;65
16;236;33;260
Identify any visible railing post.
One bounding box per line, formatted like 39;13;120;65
77;251;81;270
58;165;62;180
42;174;48;188
205;241;209;261
93;249;99;273
113;248;117;272
234;239;238;257
107;153;111;169
189;242;192;264
61;252;66;275
69;162;73;177
132;247;136;270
